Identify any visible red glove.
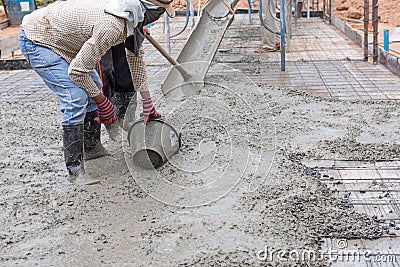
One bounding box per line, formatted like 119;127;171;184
142;98;162;125
94;97;117;125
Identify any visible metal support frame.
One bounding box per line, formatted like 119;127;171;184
280;0;286;71
189;0;195;28
165;14;171;55
363;0;369;61
259;0;286;71
372;0;378;64
247;0;252;23
171;0;190;38
197;0;201;18
328;0;331;24
294;0;297;27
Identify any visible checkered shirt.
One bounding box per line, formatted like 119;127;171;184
126;47;148;92
22;0;135;97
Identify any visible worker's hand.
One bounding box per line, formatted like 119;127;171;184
143;26;150;36
142;97;162;125
94;97;117;125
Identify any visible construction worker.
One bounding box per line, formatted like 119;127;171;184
256;0;280;53
297;0;304;18
99;0;169;137
18;0;175;185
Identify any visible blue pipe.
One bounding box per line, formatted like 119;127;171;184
384;29;389;52
259;0;280;35
171;0;190;38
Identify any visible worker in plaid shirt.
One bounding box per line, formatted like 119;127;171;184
19;0;175;185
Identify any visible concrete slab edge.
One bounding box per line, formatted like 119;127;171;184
331;15;400;77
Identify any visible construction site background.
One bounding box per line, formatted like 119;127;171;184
1;0;400;26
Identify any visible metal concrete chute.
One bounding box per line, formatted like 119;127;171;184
161;0;239;100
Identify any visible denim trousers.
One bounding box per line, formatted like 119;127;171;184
18;28;101;126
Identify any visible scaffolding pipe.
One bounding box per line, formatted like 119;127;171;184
294;0;298;27
372;0;378;64
363;0;369;61
247;0;252;23
328;0;331;24
171;0;190;38
259;0;280;35
280;0;286;71
165;14;171;55
198;0;201;18
189;0;195;28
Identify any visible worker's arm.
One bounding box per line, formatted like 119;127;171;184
68;20;125;99
68;20;124;124
125;46;149;93
125;44;161;124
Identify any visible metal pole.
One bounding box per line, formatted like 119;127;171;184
189;0;195;28
294;0;297;27
280;0;286;71
307;0;310;19
247;0;252;23
328;0;331;24
363;0;369;61
198;0;201;19
372;0;378;64
166;14;171;55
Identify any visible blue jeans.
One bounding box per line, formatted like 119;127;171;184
18;28;101;126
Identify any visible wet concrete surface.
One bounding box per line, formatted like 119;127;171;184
1;14;400;266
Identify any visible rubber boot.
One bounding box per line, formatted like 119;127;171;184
105;121;121;141
110;91;137;131
122;91;137;131
84;111;109;160
63;125;100;185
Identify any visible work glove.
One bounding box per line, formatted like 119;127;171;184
94;97;117;125
142;97;162;125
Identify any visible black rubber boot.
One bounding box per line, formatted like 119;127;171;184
110;91;137;131
63;125;100;185
122;91;137;131
84;111;109;160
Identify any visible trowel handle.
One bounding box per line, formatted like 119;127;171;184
145;34;179;66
